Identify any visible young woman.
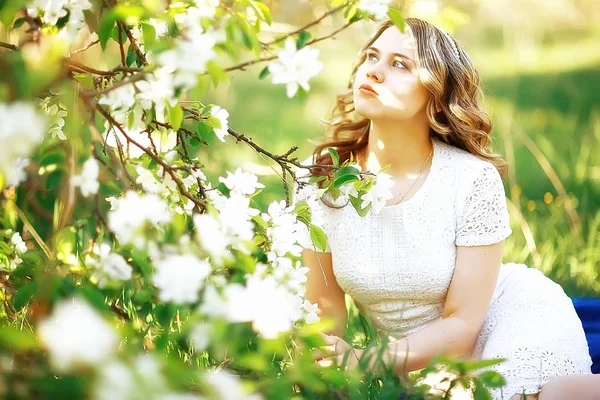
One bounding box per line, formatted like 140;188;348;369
298;18;598;400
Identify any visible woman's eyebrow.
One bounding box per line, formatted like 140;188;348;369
367;46;415;63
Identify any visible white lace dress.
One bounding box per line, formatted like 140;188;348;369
297;138;592;399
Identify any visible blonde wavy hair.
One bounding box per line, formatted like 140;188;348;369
310;18;508;181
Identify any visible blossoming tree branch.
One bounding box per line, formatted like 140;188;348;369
0;0;486;399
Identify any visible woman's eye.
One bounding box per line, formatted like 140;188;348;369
393;60;406;68
366;53;378;61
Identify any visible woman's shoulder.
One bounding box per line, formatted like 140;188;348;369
434;139;497;178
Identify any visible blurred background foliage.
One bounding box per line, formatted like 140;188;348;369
201;0;600;297
4;0;598;299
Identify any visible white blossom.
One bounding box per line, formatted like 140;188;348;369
262;200;304;261
135;68;178;120
152;253;212;304
0;102;46;181
206;368;264;400
188;322;212;351
93;354;169;400
107;191;172;248
193;213;231;263
359;172;394;214
192;0;220;18
302;300;320;324
198;285;230;318
5;158;30;187
224;271;303;339
40;100;68;140
218;168;265;196
358;0;391;20
157;27;224;90
210;105;229;142
98;84;136;123
71;157;100;197
93;361;133;400
268;39;323;98
207;191;257;250
86;243;132;288
37;298;119;372
11;233;27;254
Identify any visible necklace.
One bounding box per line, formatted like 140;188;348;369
390;144;434;206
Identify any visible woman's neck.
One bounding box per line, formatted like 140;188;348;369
364;118;433;177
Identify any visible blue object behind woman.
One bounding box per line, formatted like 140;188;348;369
572;298;600;374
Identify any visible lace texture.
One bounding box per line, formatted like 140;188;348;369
295;139;592;398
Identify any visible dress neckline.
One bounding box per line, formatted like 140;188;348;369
381;138;440;211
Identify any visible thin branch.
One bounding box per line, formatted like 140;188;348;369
92;72;149;96
117;24;127;68
224;20;353;73
65;60;140;76
0;41;18;51
95;104;207;210
265;4;345;46
120;22;148;66
69;39;99;56
224;55;277;73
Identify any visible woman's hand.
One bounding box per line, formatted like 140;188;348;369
312;333;362;371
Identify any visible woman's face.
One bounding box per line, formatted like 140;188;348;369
353;26;431;122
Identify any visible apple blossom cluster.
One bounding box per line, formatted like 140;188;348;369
0;102;46;188
1;231;28;271
357;0;392;20
26;0;92;40
38;298;263;399
38;96;68;141
267;39;323;98
37;298;119;372
86;243;133;289
157;4;226;91
71;157;100;197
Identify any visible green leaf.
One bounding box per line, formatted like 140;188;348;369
308;175;327;184
296;30;312;49
99;15;117;50
125;46;138;67
248;1;272;25
478;370;506;388
333;165;361;180
349;195;371;217
13;281;37;310
141;22;156;48
472;378;493;400
333;174;358;188
309;224;328;252
207;62;229;87
327;148;339;167
169;104;184;131
259;65;270;80
12;17;25;29
387;8;405;32
0;326;37;351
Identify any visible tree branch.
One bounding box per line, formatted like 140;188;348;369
0;41;18;51
265;4;346;47
120;22;148;66
95;104;207;211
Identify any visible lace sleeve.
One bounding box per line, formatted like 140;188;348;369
455;162;512;247
293;156;331;253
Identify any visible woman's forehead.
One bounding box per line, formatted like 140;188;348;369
371;26;416;59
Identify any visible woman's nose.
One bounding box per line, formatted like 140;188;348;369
366;67;383;83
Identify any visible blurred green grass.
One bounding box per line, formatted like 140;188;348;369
198;23;600;297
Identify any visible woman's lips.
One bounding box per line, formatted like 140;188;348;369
359;84;378;95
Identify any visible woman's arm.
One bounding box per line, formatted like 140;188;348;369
361;241;504;374
302;248;348;338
